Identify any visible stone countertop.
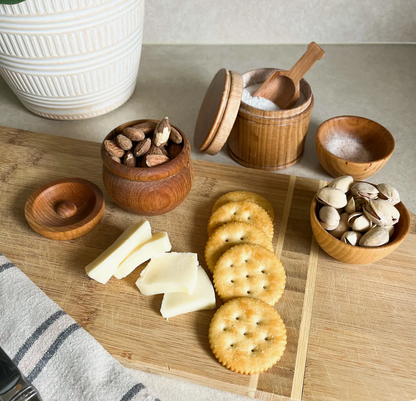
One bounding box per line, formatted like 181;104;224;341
0;44;415;213
0;44;415;401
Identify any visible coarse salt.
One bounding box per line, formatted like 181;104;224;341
241;83;306;111
325;134;373;162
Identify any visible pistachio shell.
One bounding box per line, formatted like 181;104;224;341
345;197;356;214
341;231;362;246
359;227;389;247
363;199;400;226
319;206;341;226
377;183;400;205
350;182;379;200
348;212;372;232
320;221;339;231
385;225;395;238
328;176;354;193
328;213;349;239
316;187;348;209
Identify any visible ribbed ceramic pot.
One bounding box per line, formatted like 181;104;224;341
0;0;144;120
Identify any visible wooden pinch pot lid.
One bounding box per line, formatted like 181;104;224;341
194;68;243;155
25;178;105;241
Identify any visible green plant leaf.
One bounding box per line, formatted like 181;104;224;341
0;0;26;4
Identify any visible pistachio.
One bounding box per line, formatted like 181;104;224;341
385;225;395;238
345;197;356;214
341;231;362;246
348;212;372;232
359;227;389;247
350;182;379;200
320;221;339;231
377;183;400;205
316;187;348;209
363;199;400;226
319;206;340;226
328;175;354;193
328;213;350;239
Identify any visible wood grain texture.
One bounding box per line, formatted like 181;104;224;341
1;126;415;401
24;178;105;241
228;68;314;171
254;42;325;110
315;116;395;180
102;120;194;216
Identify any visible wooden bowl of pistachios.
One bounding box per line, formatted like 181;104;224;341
310;176;410;264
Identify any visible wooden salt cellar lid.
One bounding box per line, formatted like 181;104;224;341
25;178;105;241
195;68;243;155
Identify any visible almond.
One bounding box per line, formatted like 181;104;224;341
147;144;163;156
160;146;169;157
153;117;171;147
123;151;136;167
123;127;145;141
134;138;152;157
131;121;157;134
104;139;125;158
145;154;170;167
116;134;133;151
169;127;182;144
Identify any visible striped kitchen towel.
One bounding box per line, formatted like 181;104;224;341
0;253;160;401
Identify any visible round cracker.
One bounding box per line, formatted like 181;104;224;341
208;201;274;240
212;191;274;220
214;244;286;306
205;222;273;273
209;297;287;374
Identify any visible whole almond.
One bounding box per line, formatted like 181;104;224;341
116;134;133;151
147;144;163;156
134;138;151;157
123;127;145;141
169;127;182;144
153;117;171;147
111;156;121;164
123;151;136;167
131;121;157;134
145;154;170;167
104;139;125;158
168;143;183;160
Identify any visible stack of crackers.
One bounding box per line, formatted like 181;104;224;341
205;191;287;375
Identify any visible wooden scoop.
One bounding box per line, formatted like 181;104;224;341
254;42;325;109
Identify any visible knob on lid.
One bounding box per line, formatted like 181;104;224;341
194;68;243;155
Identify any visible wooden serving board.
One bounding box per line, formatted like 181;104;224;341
1;126;415;401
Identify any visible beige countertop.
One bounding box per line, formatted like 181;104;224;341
1;44;415;401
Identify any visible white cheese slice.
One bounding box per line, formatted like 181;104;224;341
85;221;152;284
160;266;216;319
136;252;198;296
114;232;172;279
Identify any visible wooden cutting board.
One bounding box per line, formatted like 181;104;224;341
1;126;415;401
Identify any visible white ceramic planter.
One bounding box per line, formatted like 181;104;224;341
0;0;144;119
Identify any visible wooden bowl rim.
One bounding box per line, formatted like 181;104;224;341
25;177;105;235
240;68;314;118
316;115;395;165
310;186;410;253
102;119;191;182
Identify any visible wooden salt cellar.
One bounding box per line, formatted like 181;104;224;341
101;119;194;216
195;68;314;171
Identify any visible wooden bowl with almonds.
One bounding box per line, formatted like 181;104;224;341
101;119;194;215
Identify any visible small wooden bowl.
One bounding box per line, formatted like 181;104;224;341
25;178;105;241
316;116;395;180
101;119;194;215
310;193;410;264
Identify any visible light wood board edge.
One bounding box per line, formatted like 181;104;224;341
290;180;327;400
248;175;296;398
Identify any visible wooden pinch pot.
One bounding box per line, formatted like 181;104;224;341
101;120;194;215
228;68;314;171
310;191;410;264
316;116;395;180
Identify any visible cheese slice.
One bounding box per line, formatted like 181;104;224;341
114;232;172;279
136;252;198;296
85;221;152;284
160;266;216;318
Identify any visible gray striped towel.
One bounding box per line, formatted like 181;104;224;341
0;253;160;401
